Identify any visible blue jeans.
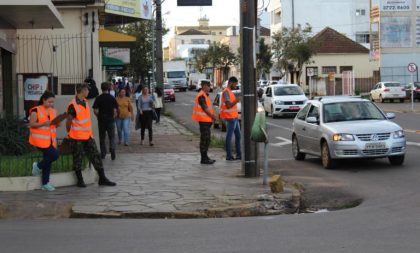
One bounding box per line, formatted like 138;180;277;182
38;145;59;185
116;118;130;144
225;118;241;159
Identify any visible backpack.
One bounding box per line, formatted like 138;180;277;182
85;78;99;99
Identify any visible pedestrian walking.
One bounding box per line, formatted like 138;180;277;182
92;82;118;160
137;86;155;146
116;89;135;146
66;83;116;188
192;80;217;164
154;87;163;124
134;84;142;108
28;91;63;191
109;82;117;97
220;76;242;161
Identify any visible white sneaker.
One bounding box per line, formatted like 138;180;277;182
32;162;41;176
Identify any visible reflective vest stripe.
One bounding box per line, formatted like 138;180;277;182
192;91;213;122
31;133;51;140
71;126;92;131
192;111;209;116
73;118;90;124
220;88;239;119
68;98;93;140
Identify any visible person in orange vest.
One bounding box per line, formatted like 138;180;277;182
192;80;217;164
28;91;60;191
220;76;242;161
66;83;116;187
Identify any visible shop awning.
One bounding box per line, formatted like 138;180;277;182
0;0;64;29
99;28;136;48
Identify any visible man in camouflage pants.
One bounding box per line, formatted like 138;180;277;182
67;83;116;187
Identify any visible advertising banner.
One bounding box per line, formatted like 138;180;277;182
381;0;411;11
381;17;412;48
102;48;130;66
21;73;52;116
105;0;153;20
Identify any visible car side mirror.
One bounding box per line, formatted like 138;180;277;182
306;116;319;124
386;112;396;119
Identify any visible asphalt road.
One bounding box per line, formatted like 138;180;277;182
1;91;420;252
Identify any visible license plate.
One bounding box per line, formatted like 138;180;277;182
289;106;300;110
365;142;386;149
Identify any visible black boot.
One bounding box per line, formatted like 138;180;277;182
96;168;116;186
75;170;86;188
110;149;116;161
200;152;215;164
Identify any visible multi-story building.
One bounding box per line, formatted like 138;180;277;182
370;0;420;84
267;0;371;48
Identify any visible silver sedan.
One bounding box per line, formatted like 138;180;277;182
291;96;406;169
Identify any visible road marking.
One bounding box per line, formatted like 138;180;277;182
266;122;293;132
404;129;420;134
407;142;420;147
269;136;292;147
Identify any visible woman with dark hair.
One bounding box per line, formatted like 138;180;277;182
28;91;60;191
154;87;163;123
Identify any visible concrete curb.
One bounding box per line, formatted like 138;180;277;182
0;168;97;192
70;187;301;219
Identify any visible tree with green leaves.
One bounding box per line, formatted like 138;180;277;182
109;20;168;84
256;38;273;80
272;24;315;82
193;48;209;73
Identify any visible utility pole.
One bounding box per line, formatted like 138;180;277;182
240;0;259;177
155;0;164;89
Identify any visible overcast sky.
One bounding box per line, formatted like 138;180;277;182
161;0;269;46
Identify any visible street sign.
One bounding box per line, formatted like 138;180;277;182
177;0;212;6
328;72;335;81
408;62;418;73
306;68;315;77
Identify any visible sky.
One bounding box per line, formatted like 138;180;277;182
161;0;270;46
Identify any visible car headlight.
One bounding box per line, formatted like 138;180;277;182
274;100;284;105
332;134;355;141
393;130;405;139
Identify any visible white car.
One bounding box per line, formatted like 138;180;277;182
195;79;214;92
263;84;308;118
370;82;406;103
213;91;263;131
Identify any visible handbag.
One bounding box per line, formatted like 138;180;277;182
152;109;158;121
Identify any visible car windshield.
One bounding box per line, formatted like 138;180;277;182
274;86;303;96
167;71;185;78
164;85;173;89
323;101;385;123
384;83;401;87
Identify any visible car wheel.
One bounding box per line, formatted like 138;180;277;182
292;135;305;161
389;155;404;166
265;110;268;116
379;95;384;103
399;98;404;103
321;141;335;170
370;95;375;102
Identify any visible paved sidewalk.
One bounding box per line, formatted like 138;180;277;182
0;116;299;219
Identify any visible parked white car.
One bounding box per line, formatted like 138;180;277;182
263;84;308;118
195;79;214;92
370;82;406;103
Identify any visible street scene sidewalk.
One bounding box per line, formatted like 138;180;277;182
0;116;299;219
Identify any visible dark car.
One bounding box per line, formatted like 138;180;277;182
405;82;420;101
164;83;176;102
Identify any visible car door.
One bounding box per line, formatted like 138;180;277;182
264;87;272;112
304;104;322;155
371;83;380;99
293;103;311;152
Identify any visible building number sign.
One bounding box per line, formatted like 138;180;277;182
381;0;411;11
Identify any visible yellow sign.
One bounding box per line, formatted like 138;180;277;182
105;0;152;20
328;72;335;81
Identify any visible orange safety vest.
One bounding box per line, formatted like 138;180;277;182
192;90;214;122
67;98;93;140
29;105;57;148
220;88;239;119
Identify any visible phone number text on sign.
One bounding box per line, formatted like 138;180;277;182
381;0;412;11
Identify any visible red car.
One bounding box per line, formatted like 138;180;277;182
164;83;176;102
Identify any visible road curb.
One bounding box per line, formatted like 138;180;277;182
70;187;301;219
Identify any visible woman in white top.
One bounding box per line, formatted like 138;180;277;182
154;87;163;124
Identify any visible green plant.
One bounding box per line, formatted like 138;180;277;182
210;136;225;149
0;116;34;156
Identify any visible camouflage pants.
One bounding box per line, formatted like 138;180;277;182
199;122;212;159
70;138;103;172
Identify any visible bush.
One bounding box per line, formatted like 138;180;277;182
0;116;34;156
